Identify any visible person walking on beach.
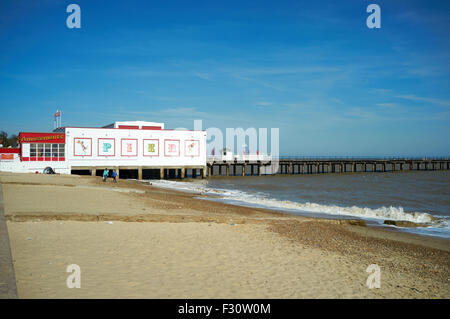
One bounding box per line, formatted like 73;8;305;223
103;168;108;182
112;169;118;183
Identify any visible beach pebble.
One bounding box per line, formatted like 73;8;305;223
107;221;113;224
26;237;32;240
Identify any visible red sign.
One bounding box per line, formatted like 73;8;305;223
19;132;65;144
1;154;14;160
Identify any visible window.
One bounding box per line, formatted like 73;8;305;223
44;144;51;157
37;144;44;157
59;144;65;158
30;144;36;158
25;143;65;160
52;144;58;157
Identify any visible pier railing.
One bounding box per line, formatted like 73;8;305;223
207;154;272;163
276;156;450;161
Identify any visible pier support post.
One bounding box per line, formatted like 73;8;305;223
181;168;186;179
160;168;165;179
258;164;262;176
138;167;143;180
208;165;212;177
242;164;246;176
226;165;230;176
91;168;96;176
202;167;206;178
302;164;305;174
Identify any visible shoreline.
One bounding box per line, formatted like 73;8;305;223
1;172;449;298
140;175;449;240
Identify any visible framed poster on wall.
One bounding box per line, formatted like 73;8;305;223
164;139;180;157
98;138;115;156
143;139;159;156
121;138;138;156
74;138;92;156
184;139;200;157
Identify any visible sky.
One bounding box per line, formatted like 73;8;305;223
0;0;449;156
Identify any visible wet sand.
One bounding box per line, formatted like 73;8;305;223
0;172;449;298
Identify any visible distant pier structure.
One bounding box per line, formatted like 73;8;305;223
207;154;450;177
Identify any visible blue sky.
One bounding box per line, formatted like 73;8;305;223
0;0;449;156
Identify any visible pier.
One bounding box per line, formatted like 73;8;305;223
207;156;450;177
71;157;449;179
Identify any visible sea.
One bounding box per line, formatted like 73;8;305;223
144;171;450;239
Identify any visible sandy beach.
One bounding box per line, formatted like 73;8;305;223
1;172;449;298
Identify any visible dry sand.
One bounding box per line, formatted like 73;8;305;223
1;172;449;298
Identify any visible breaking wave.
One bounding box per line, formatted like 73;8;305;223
144;179;449;237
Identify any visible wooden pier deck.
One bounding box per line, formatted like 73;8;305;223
71;157;450;179
207;157;450;176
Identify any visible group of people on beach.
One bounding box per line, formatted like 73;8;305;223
103;168;118;183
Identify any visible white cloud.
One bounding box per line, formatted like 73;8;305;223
256;101;272;106
396;94;450;108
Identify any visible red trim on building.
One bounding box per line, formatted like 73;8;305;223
0;148;20;154
142;126;162;130
118;125;139;129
